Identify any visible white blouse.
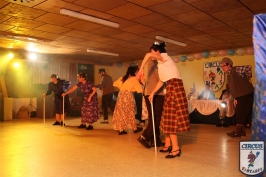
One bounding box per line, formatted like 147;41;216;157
157;53;180;82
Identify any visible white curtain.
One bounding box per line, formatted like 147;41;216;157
31;61;70;84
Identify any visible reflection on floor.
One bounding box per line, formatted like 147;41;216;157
0;117;250;177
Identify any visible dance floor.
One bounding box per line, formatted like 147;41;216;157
0;116;250;177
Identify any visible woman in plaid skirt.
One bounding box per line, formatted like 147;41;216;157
137;42;190;158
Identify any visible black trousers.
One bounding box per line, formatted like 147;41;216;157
142;95;164;142
102;93;114;120
235;92;254;125
134;92;144;123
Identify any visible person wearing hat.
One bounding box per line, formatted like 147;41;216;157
94;68;114;124
43;74;71;125
220;57;254;138
198;82;216;100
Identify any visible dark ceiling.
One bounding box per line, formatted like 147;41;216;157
0;0;265;65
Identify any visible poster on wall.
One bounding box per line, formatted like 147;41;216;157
203;61;225;92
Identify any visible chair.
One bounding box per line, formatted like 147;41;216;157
70;97;82;117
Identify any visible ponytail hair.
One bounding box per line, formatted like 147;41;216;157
150;42;167;53
121;66;138;83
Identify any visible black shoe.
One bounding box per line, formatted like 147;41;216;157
138;136;151;149
151;141;165;147
118;130;127;135
227;130;241;138
60;121;65;126
241;130;246;137
53;121;61;125
77;124;86;128
100;121;109;124
159;146;172;153
86;125;93;130
133;127;143;133
165;149;181;158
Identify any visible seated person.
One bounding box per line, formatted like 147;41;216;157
198;84;216;100
219;83;233;100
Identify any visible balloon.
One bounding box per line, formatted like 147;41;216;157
210;51;218;57
117;62;122;67
130;62;135;66
194;53;202;60
227;49;235;56
202;51;210;58
180;55;187;62
236;48;245;55
187;55;194;61
218;50;226;56
173;57;180;63
246;47;254;55
125;62;130;67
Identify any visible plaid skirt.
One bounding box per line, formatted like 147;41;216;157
111;90;137;131
160;78;190;133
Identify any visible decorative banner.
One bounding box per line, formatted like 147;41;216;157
117;62;122;67
210;51;218;57
236;48;245;55
218;50;227;56
173;56;180;63
202;51;210;58
194;53;202;60
246;47;254;55
227;49;235;56
203;61;225;92
180;55;187;62
187;54;194;61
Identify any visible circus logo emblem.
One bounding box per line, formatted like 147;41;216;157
239;141;264;176
203;61;224;92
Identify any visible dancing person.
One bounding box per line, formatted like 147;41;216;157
198;82;216;100
43;74;71;126
111;66;143;135
220;57;254;137
137;42;190;158
62;73;99;130
95;69;114;124
137;49;165;149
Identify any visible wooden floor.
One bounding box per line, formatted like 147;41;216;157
0;116;250;177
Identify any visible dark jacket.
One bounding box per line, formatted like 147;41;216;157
228;67;254;98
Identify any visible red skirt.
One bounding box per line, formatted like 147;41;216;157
160;78;190;133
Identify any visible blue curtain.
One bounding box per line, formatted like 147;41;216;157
252;13;266;177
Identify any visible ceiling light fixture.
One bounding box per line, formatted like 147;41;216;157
87;49;119;57
155;36;187;47
0;35;50;44
60;9;119;28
